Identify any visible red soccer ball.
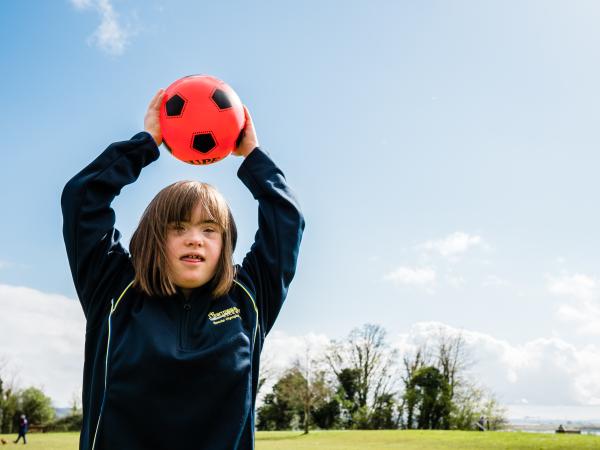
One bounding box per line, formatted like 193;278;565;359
159;75;245;165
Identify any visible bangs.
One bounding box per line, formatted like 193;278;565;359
162;181;230;231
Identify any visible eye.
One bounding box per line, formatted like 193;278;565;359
201;222;221;234
170;223;186;232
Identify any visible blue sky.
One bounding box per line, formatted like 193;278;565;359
1;1;600;414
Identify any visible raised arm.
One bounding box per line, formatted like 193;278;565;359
61;132;159;319
61;90;164;321
236;107;305;336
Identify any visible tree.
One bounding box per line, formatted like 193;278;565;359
326;324;399;429
20;387;55;425
399;329;507;431
257;353;276;399
404;366;452;430
335;368;361;428
257;366;316;430
481;396;508;431
0;358;20;434
70;391;82;416
294;345;321;434
435;332;471;402
279;341;340;434
370;393;399;429
257;349;340;432
450;381;507;431
449;380;484;430
256;391;294;431
311;398;340;429
266;359;336;432
275;367;307;427
0;374;3;430
400;347;429;429
0;388;18;434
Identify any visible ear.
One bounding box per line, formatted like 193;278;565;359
228;208;237;253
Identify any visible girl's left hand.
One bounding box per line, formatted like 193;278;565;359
144;89;165;146
233;106;259;158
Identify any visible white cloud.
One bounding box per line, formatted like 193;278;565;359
482;274;509;288
421;232;484;259
70;0;93;9
258;330;331;405
384;266;436;291
547;273;598;302
547;273;600;335
0;284;85;407
70;0;130;55
555;303;600;335
445;274;465;288
262;331;331;373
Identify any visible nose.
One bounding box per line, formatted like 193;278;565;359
184;229;204;247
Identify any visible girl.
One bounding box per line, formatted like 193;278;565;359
61;89;305;450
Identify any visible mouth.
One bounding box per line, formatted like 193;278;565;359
180;254;206;263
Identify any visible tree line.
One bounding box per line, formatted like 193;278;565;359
0;359;81;433
257;324;507;432
1;324;506;434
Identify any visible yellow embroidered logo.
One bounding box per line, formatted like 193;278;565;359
208;307;241;325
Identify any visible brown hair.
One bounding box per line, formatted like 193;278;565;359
129;181;237;298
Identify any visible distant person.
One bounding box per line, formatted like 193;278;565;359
13;414;28;444
61;90;305;449
477;415;485;431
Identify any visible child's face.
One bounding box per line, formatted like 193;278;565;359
165;203;223;296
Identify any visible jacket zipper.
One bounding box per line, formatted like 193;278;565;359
179;302;192;350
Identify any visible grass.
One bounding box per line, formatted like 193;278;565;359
257;430;600;449
0;432;77;450
1;430;599;449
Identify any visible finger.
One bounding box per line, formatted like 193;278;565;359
149;89;161;105
155;89;165;109
242;105;254;130
147;92;159;110
235;129;246;148
150;89;164;109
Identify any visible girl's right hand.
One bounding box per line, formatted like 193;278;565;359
233;106;259;158
144;88;165;146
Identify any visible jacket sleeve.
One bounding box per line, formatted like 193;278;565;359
61;132;159;323
237;148;305;337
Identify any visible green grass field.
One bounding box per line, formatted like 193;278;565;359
1;430;599;449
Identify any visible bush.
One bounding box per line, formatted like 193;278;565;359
20;387;55;426
44;413;83;432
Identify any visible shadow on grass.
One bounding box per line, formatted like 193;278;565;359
256;432;308;441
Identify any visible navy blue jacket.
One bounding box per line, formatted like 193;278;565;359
61;132;304;450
